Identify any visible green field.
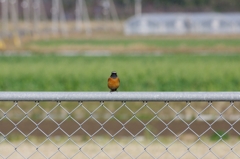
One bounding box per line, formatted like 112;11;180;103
0;54;240;91
25;36;240;54
28;38;240;48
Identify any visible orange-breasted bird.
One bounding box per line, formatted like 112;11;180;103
108;71;120;92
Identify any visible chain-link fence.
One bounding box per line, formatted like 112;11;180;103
0;92;240;159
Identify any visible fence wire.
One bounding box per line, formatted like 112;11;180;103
0;92;240;159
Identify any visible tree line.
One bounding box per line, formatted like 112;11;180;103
34;0;240;19
62;0;240;17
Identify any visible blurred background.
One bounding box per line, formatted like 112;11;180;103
0;0;240;91
1;1;240;156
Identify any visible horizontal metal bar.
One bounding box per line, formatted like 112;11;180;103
0;92;240;101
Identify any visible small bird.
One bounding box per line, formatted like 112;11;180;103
108;71;120;92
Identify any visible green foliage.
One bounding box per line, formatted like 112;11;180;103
27;38;240;48
210;130;229;141
0;54;240;91
6;134;25;142
144;125;156;140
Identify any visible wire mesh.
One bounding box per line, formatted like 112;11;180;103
0;92;240;159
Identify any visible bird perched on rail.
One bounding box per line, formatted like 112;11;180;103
108;71;120;92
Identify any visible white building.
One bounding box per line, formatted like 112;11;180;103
124;13;240;35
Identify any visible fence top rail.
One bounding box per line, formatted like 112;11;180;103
0;92;240;101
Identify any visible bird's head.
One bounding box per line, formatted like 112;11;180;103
110;71;118;78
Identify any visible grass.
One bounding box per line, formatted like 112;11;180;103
28;38;240;48
210;130;229;141
24;36;240;53
0;54;240;91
